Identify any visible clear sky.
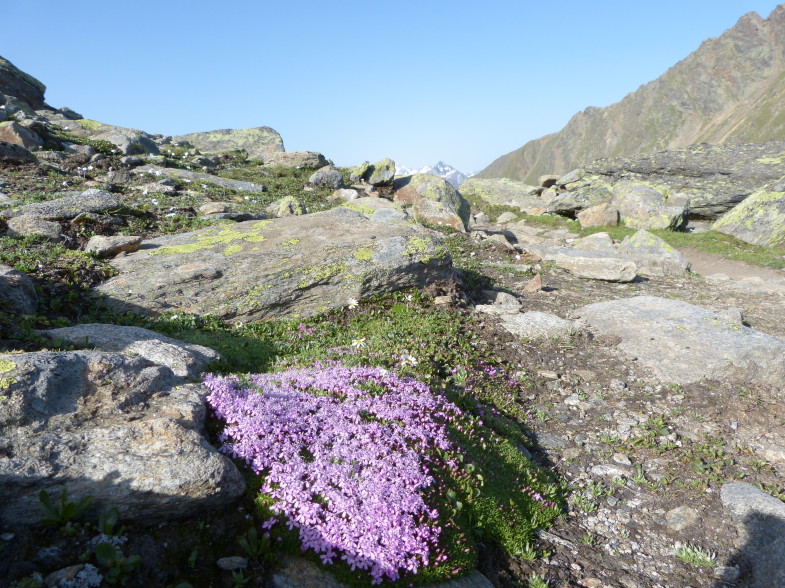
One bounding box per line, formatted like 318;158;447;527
2;1;783;173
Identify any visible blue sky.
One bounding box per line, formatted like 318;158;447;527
2;1;782;173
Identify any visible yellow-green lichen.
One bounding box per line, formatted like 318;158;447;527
77;119;105;131
354;246;374;261
224;245;243;256
341;202;376;216
297;261;348;288
0;359;17;391
405;236;432;255
150;221;273;255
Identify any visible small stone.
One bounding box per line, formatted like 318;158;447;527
612;452;632;466
666;505;699;531
523;273;543;292
1;532;14;540
217;556;248;571
591;464;630;478
540;370;559;379
537;433;568;450
607;496;619;507
433;295;453;305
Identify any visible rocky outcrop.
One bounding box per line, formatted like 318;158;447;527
175;127;284;160
0;56;47;110
95;207;452;321
573;296;785;386
0;188;119;220
713;176;785;246
58;119;160;155
0;350;245;526
546;142;785;224
478;6;785;183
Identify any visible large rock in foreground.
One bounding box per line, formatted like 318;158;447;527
175;127;284;160
574;296;785;385
95;208;452;321
0;350;245;526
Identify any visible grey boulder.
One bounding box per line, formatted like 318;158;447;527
0;350;244;526
574;296;785;385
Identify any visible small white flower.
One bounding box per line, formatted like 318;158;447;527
61;180;68;186
234;321;244;329
201;184;207;190
347;297;359;309
405;294;413;302
151;198;159;206
351;337;366;348
400;354;418;367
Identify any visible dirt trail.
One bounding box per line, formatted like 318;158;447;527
679;247;785;281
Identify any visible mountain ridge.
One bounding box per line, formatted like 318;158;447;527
478;4;785;184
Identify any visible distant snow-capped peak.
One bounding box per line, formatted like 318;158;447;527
396;161;471;188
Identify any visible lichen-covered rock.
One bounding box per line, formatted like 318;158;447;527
95;207;451;322
393;173;471;231
617;229;690;276
175;127;284;160
574;296;785;385
713;178;785;246
263;151;328;169
266;196;306;217
549;143;785;222
459;177;542;212
0;351;244;526
367;158;396;186
348;161;371;183
0;264;37;314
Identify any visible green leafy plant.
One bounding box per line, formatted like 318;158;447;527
528;572;550;587
98;507;120;536
94;542;142;584
38;488;92;527
236;527;274;564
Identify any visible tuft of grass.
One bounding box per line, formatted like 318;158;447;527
674;543;717;568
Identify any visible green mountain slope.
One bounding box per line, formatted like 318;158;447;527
478;5;785;184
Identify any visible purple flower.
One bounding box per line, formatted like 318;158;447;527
204;361;461;582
